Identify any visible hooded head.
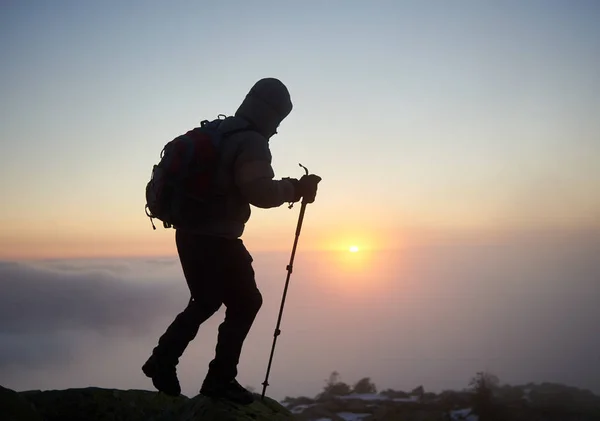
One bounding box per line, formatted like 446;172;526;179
235;78;293;138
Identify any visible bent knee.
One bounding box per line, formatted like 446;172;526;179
223;287;262;316
248;289;263;314
190;297;222;316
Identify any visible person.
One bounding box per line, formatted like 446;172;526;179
141;78;321;405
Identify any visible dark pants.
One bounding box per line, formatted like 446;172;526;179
151;230;263;383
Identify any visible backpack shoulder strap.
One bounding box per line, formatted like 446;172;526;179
219;117;256;139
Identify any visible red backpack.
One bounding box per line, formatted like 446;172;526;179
144;116;247;229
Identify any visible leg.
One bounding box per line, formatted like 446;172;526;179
152;296;221;366
143;230;223;395
153;228;225;362
143;297;219;396
201;239;262;404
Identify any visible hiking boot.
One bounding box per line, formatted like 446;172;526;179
200;379;255;405
142;355;181;397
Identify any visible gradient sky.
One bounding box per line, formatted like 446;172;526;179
1;0;599;258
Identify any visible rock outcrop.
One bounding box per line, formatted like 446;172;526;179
0;386;43;421
0;385;294;421
177;393;294;421
3;381;600;421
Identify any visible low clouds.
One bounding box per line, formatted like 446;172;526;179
0;259;188;369
0;261;184;335
0;231;599;398
0;332;77;369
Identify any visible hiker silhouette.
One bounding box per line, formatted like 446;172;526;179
142;78;320;405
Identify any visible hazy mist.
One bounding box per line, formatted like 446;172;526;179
1;229;599;401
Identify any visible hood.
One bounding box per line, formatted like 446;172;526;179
234;78;293;138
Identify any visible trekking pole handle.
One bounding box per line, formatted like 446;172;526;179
288;163;314;209
299;163;309;175
300;163;322;183
299;163;321;205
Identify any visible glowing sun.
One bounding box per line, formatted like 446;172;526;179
349;245;360;253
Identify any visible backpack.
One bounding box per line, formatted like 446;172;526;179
144;115;247;230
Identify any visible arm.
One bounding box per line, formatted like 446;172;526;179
233;133;296;208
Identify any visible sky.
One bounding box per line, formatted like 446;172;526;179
1;0;599;400
1;0;599;258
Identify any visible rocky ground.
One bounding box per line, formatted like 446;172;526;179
1;381;599;421
0;385;292;421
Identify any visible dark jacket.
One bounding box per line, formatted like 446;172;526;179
177;78;296;238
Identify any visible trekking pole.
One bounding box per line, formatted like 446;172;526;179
261;163;320;400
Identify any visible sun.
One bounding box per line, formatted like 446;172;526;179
349;245;360;253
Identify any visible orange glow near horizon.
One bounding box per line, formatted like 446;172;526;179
0;239;177;261
6;217;587;261
0;227;178;260
0;216;412;260
317;228;395;253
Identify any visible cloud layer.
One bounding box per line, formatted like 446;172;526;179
1;230;599;399
0;259;187;369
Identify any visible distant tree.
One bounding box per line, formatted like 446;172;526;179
469;371;499;396
438;390;471;411
327;371;341;386
410;385;425;399
318;371;352;399
281;395;315;407
380;388;410;399
468;371;501;421
422;391;438;402
496;385;525;405
352;377;377;394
